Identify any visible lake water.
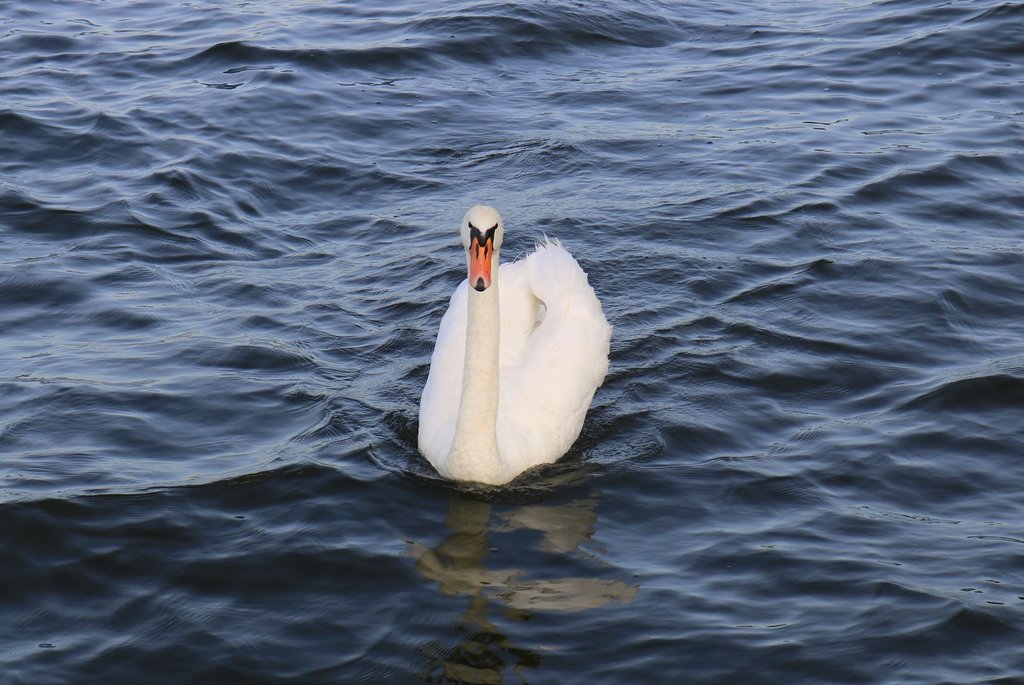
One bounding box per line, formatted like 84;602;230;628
2;1;1023;682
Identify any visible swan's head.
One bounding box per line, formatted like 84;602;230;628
460;205;504;292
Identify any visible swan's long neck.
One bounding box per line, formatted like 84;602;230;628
446;271;503;484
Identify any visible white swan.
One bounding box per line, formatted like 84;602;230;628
418;205;611;485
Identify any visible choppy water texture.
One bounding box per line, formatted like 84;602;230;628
2;0;1024;682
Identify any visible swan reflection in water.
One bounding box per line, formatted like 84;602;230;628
408;492;637;683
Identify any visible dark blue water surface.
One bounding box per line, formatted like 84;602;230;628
2;0;1024;682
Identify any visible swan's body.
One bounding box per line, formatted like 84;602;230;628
419;206;611;485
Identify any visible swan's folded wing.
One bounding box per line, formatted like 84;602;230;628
496;241;611;474
418;281;468;465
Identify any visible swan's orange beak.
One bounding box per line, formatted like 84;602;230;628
468;232;493;292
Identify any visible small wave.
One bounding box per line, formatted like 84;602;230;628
181;2;700;80
412;4;697;52
189;343;316;373
86;308;165;332
0;270;93;310
900;373;1024;412
0;31;84;55
723;258;834;304
186;40;441;75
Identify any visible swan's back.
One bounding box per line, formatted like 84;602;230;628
495;240;610;475
418;240;611;478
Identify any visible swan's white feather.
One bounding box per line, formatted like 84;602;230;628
418;239;611;481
